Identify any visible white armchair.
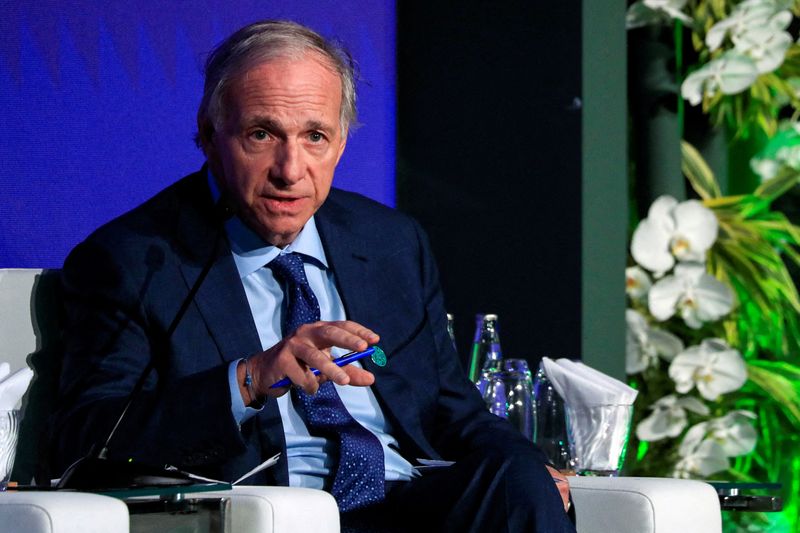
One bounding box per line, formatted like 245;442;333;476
0;268;721;533
570;475;722;533
0;491;129;533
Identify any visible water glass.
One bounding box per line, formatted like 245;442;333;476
0;410;20;490
566;404;632;476
532;363;573;471
482;369;535;441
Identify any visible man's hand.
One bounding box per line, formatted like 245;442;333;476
546;465;572;513
237;320;379;404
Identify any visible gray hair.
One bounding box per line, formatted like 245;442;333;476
195;20;357;147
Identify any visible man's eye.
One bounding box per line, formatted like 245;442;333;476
251;130;269;141
308;132;324;143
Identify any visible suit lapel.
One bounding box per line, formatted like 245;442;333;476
174;174;262;362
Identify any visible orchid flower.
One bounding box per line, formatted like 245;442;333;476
626;309;684;374
733;26;793;73
631;196;719;275
668;339;748;400
626;0;691;29
684;411;758;457
648;263;734;328
705;2;791;52
674;434;729;478
681;53;760;106
636;394;710;441
626;266;652;301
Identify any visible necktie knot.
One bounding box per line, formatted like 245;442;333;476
269;252;309;286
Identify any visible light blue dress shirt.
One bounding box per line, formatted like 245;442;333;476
209;175;415;489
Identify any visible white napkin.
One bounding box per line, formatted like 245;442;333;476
541;357;637;406
541;357;637;472
0;364;34;410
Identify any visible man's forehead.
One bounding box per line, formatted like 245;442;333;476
227;56;342;108
236;52;340;87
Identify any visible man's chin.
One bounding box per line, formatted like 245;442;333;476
248;217;307;247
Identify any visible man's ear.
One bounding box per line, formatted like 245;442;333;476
198;118;226;179
197;117;216;155
335;131;348;165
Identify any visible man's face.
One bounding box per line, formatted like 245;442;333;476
205;54;347;247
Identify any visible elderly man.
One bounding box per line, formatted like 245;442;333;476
51;20;574;532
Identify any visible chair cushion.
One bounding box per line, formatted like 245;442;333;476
199;486;340;533
0;491;129;533
569;476;721;533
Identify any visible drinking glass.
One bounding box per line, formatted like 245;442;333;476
532;362;573;471
482;369;535;441
0;410;20;490
566;404;632;476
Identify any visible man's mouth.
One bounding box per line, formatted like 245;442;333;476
263;195;305;211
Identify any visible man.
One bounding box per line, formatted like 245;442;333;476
51;20;574;531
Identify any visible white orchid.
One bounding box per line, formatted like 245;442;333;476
684;410;758;457
733;26;793;73
626;266;652;301
706;2;792;52
681;53;760;106
636;394;710;441
669;338;748;400
631;196;719;275
648;263;734;328
626;0;691;29
674;434;729;478
626;309;685;374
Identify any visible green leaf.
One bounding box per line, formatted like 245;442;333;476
754;167;800;202
682;141;721;199
746;363;800;428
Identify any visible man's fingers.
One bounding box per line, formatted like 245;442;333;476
289;340;350;385
252;320;381;400
343;365;375;387
545;465;571;513
296;321;379;352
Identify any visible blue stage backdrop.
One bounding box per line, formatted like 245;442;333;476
0;1;396;268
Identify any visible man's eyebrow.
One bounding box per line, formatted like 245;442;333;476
244;116;282;129
305;119;336;133
243;116;335;134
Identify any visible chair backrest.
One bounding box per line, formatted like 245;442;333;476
0;268;63;484
0;269;44;372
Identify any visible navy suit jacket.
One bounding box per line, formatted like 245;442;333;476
50;169;540;485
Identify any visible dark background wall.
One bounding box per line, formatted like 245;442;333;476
397;2;583;367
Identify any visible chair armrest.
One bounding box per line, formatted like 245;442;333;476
0;491;129;533
569;476;721;533
199;486;339;533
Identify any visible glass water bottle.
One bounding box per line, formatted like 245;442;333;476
468;313;503;396
533;361;573;471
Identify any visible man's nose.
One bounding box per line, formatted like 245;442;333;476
270;141;305;185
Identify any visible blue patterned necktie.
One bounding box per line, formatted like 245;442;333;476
268;252;385;512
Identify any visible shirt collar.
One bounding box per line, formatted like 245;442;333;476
206;169;329;279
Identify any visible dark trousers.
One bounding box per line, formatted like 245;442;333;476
341;445;577;533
